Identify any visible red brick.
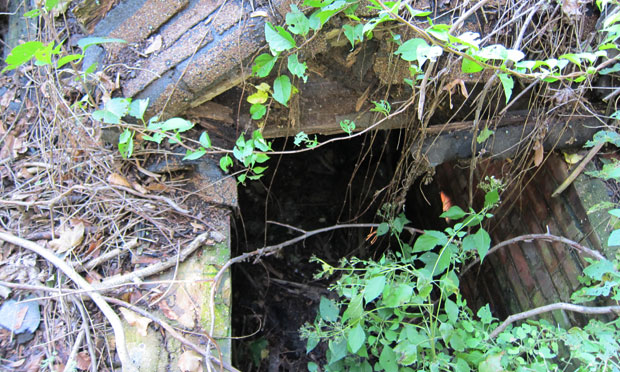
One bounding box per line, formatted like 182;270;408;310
532;264;559;302
509;245;537;294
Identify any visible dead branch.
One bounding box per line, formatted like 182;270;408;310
489;302;620;338
94;231;215;291
461;233;606;276
111;184;190;214
0;231;137;372
551;142;605;197
63;328;85;372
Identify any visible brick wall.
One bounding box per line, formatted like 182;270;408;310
435;153;610;326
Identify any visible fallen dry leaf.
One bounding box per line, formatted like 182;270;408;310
107;173;132;188
131;181;148;194
145;35;163;54
562;0;582;17
178;350;203;372
119;307;152;337
12;305;28;331
24;354;43;372
49;223;85;253
158;300;179;321
533;140;544;167
146;183;168;192
0;87;16;108
190;222;205;233
75;351;91;370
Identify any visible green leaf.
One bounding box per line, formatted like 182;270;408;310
477;304;493;324
118;129;134;158
142;132;163;144
286;5;310;36
23;9;42;18
161;117;193;132
273;75;292;106
253;166;268;174
219;155;233;172
476;44;507;60
479;352;505;372
473;228;491;262
105;97;131;119
444;298;459;324
394;38;428;62
183;147;206;160
376;222;389;236
287;54;308;83
393;340;417;365
484;190;499;208
462;234;475;252
342;293;363;323
347;324;366;353
328;337;347;364
250;104;267;120
383;283;412;307
265;22;296;53
56;54;83;68
307;362;318;372
306;333;320;353
609;229;620;246
413;230;447;252
252;53;278;78
378;346;398;372
319;296;339;322
2;41;44;72
128;98;149;121
199;131;212;148
92;109;120;124
248;89;269;105
461;57;484;73
343;23;364;49
440;206;466;220
476;126;494;144
364;275;385;303
583;259;616;280
339;119;355;135
498;73;514;104
77;36;126;51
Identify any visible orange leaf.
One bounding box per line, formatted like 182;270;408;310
107;173;132;188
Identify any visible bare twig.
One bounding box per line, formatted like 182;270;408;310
461;233;606;276
0;232;137;372
449;0;490;33
63;328;85;372
551;142;605;197
0;185;86;207
111;185;190;214
490;302;620;338
94;231;214;291
73;298;98;372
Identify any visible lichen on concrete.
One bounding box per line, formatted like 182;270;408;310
574;160;615;258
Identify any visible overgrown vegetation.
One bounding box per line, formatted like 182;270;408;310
301;183;620;371
2;0;620;370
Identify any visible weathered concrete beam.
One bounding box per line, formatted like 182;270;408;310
420;114;602;166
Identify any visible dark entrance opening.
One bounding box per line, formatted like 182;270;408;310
230;131;448;371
